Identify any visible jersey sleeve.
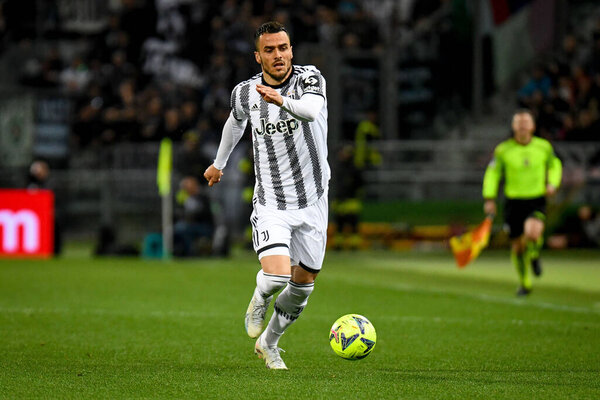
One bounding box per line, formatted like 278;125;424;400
299;68;326;98
281;94;324;122
230;84;249;122
482;145;504;199
213;112;248;170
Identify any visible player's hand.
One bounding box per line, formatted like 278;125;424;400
256;84;283;106
204;164;223;187
546;184;557;196
484;199;496;217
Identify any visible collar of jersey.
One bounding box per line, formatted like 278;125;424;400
261;66;295;89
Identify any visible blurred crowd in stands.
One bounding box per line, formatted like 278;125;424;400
519;16;600;143
0;0;449;256
1;0;447;154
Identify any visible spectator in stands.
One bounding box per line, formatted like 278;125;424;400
59;56;91;96
26;160;50;190
26;160;62;255
339;5;380;50
548;85;571;114
138;90;164;141
179;100;200;134
536;101;562;140
316;5;341;47
104;50;136;95
173;176;214;257
20;46;63;88
587;30;600;75
518;65;551;108
353;110;382;169
175;131;211;182
71;82;106;148
195;116;219;148
568;108;598;141
156;107;183;141
548;205;600;249
331;144;364;250
102;79;140;141
557;34;589;73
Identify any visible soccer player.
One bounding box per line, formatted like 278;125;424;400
482;109;562;296
204;21;329;370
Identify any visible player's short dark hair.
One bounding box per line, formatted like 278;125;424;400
254;21;290;50
513;108;535;119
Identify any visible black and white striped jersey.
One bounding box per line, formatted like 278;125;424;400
231;65;330;210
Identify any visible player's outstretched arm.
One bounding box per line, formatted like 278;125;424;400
204;164;223;187
256;84;283;106
256;84;324;122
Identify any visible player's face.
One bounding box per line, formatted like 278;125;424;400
254;31;293;85
512;113;535;145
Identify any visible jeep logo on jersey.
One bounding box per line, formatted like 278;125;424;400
254;117;299;136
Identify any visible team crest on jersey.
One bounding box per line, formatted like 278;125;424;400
254;117;299;136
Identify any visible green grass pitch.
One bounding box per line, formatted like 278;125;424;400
1;249;599;399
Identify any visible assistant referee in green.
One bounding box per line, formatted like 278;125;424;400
482;109;562;296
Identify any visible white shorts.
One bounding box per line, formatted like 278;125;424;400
250;195;328;272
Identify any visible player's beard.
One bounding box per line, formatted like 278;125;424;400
263;62;291;84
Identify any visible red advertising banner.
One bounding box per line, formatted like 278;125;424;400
0;189;54;258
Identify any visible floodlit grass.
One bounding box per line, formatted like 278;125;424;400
1;249;599;399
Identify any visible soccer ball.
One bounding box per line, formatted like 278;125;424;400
329;314;376;360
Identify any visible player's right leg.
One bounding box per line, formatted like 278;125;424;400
253;255;301;370
245;269;290;338
246;207;293;338
505;199;533;295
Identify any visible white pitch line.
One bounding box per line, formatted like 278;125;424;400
0;307;233;319
372;314;600;328
326;275;600;315
2;306;598;331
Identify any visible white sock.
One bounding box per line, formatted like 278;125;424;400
255;270;290;299
263;281;314;347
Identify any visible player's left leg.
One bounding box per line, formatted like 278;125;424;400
524;213;545;277
511;238;532;296
505;199;531;295
261;264;318;349
256;265;317;369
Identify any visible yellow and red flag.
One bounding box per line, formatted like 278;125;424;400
449;216;493;268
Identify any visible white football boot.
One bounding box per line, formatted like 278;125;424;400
245;290;272;338
254;336;288;370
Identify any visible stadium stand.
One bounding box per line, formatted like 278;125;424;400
0;0;598;250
